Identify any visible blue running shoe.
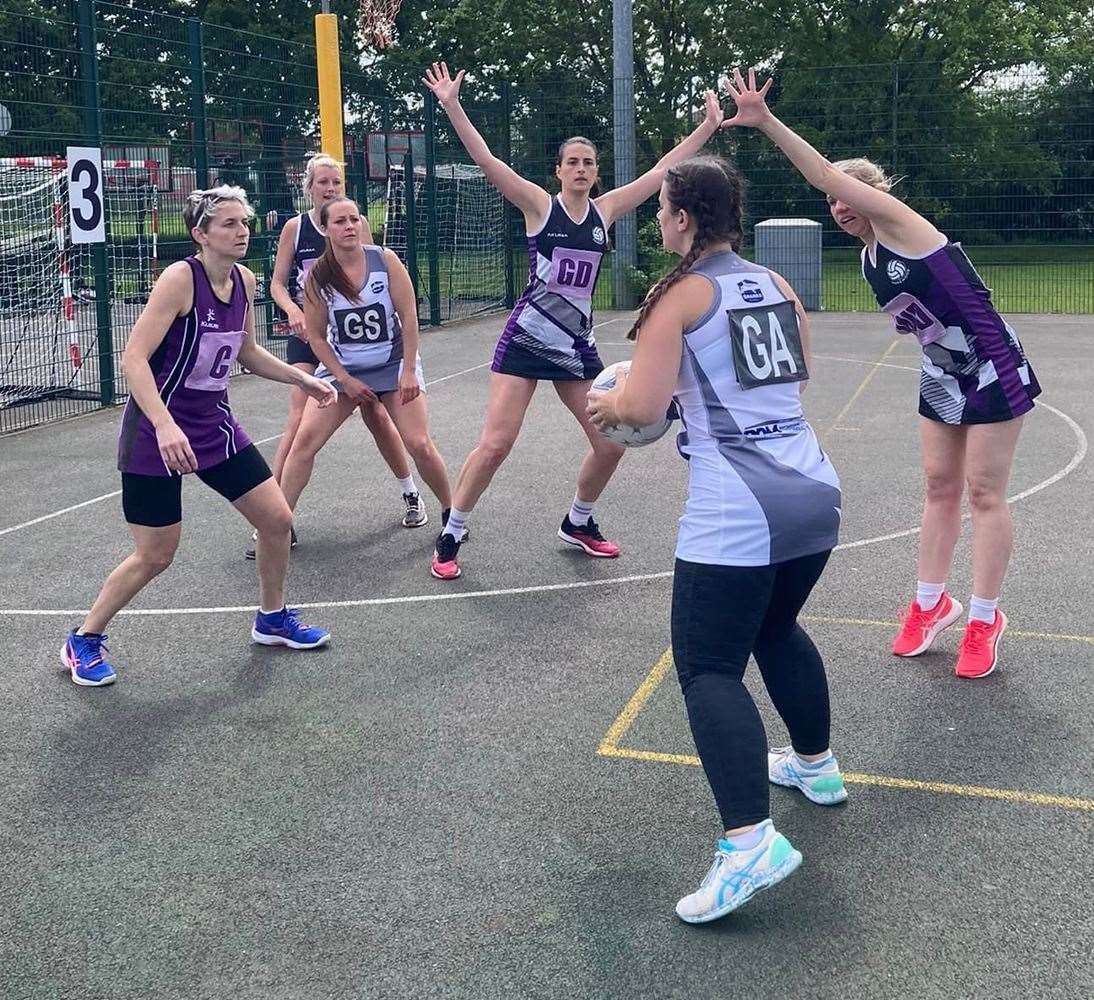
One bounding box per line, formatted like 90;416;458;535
675;820;802;924
60;630;117;687
251;607;330;649
768;746;849;805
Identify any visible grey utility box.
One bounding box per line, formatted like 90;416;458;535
754;218;822;311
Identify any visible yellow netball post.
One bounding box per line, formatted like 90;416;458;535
314;6;344;165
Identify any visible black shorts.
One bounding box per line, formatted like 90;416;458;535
286;336;318;367
121;444;273;528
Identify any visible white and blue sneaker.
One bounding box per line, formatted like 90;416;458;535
60;630;117;687
675;820;802;924
251;607;330;649
768;746;848;805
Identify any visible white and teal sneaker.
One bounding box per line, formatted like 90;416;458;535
768;746;848;805
675;820;802;924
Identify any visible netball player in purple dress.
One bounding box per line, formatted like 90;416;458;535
423;62;726;581
724;68;1041;679
61;186;335;687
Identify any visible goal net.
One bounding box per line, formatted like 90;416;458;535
383;162;506;323
0;158;159;411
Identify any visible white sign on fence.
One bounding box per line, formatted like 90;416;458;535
66;146;106;244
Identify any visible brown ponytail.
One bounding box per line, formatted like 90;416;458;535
627;156;746;341
304;196;364;305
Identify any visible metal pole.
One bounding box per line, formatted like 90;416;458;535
315;11;345;164
501;81;516;309
424;92;441;326
404;138;420;305
611;0;637;310
188;19;209;187
891;63;900;174
77;0;115;406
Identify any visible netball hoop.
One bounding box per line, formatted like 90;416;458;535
358;0;403;50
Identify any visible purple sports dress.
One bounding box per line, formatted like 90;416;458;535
118;257;252;475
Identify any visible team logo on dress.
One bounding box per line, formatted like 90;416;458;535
738;279;764;304
886;259;910;284
592;226;606;246
200;307;218;329
370;282;384;294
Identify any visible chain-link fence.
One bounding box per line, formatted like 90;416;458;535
2;2;1091;433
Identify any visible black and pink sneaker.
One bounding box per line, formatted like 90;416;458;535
558;515;620;558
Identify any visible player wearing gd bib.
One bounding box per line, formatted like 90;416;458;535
724;67;1040;679
588;157;847;925
261;154;420;558
277;196;453;531
423;61;726;581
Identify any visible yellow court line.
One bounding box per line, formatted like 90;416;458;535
822;339;902;440
598;646;1094;813
597;743;1094;812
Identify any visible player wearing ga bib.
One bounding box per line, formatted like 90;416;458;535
118;256;252;476
674;252;841;566
493;195;609;381
315;244;425;396
862;238;1040;425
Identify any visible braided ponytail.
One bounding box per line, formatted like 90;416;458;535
626;156;746;341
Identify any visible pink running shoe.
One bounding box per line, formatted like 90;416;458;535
431;532;462;580
955;610;1007;679
891;593;963;657
558;515;620;558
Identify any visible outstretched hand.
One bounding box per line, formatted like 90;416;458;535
422;62;465;106
721;67;774;129
701;88;725;131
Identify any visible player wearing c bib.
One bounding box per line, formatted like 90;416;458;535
423;62;726;580
725;67;1040;679
61;186;334;688
277;196;453;529
261;155;420;562
588;157;847;924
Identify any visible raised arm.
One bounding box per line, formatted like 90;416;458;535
723;67;942;251
594;90;723;228
423;62;550;224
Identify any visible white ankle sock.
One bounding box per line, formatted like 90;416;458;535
442;507;469;540
569;496;594;526
916;581;945;611
398;475;417;495
969;595;998;624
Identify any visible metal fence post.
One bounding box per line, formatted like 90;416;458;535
501;80;515;309
891;63;900;175
404;137;420;306
188;18;209;187
76;0;115;406
424;91;441;326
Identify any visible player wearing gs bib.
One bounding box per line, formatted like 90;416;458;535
314;244;425;395
276;196;454;534
493;194;609;380
725;66;1038;678
588;157;847;925
260;155;420;562
424;61;726;580
62;187;334;688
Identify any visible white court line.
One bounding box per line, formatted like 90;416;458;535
1;396;1085;617
0;359;500;540
0;322;632;540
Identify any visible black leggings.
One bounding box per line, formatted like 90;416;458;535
671;551;833;830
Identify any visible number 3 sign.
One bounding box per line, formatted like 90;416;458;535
66;146;106;244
